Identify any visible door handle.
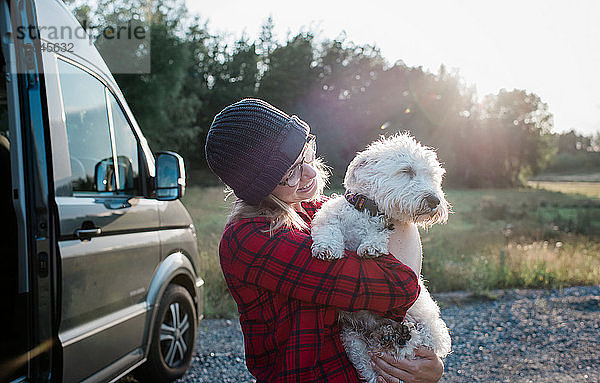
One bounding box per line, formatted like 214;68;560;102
75;227;102;240
102;199;132;210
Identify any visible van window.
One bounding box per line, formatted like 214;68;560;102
57;59;113;194
108;92;140;194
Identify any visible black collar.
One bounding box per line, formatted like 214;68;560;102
344;191;394;230
344;190;383;217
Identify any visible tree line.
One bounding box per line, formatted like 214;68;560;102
68;0;600;188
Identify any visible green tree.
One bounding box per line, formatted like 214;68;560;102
113;21;201;156
186;33;260;170
480;89;555;185
308;37;388;178
557;130;593;153
258;32;317;112
257;16;277;69
62;4;569;187
66;0;208;164
210;36;259;102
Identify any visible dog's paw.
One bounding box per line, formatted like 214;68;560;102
357;243;387;258
312;244;345;260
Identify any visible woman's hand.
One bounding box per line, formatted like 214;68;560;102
369;347;444;383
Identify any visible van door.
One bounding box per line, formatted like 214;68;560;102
0;0;56;381
48;57;161;382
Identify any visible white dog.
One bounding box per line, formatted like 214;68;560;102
311;133;451;383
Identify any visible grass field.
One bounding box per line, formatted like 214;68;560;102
528;180;600;199
182;184;600;318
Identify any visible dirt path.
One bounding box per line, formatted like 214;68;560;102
140;286;600;382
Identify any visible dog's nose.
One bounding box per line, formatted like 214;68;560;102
425;194;440;209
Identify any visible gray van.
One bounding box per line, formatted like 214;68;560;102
0;0;204;381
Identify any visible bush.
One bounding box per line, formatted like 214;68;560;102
544;152;600;174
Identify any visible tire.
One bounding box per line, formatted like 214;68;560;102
136;284;197;382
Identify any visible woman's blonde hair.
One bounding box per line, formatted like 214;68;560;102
225;158;330;236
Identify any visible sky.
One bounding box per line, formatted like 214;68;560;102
186;0;600;137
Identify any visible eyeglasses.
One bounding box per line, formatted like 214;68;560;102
279;134;316;187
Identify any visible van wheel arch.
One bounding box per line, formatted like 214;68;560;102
169;273;197;305
135;284;197;382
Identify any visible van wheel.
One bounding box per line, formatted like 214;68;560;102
137;284;197;382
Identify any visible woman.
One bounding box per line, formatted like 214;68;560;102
205;99;443;383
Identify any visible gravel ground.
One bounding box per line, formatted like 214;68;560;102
169;285;600;382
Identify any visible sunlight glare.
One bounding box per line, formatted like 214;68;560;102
380;121;391;130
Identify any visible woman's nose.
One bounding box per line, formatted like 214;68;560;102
302;162;317;180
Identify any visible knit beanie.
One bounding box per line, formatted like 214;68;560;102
205;99;310;205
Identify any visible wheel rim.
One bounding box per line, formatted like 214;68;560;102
159;301;192;368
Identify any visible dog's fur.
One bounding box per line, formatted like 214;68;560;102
311;133;451;383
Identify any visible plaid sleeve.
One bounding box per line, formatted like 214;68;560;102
221;219;420;316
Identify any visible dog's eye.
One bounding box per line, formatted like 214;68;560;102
399;167;416;178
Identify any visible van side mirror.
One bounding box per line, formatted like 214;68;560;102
155;151;186;201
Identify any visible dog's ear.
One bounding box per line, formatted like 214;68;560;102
344;155;376;188
344;157;363;188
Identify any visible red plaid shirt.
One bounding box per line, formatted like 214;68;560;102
219;197;420;382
